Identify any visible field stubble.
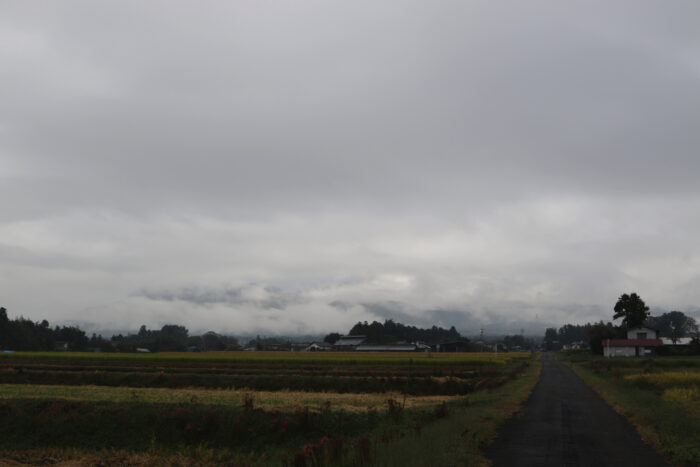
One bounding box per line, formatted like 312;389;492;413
0;351;537;466
0;384;459;412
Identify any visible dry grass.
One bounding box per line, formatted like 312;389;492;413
662;386;700;409
0;383;458;412
624;371;700;387
0;448;255;467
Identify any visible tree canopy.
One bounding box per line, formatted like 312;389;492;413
648;311;698;341
0;306;239;353
347;319;464;344
586;321;618;355
0;307;90;351
613;293;650;328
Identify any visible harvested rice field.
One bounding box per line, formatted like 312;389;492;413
0;351;540;466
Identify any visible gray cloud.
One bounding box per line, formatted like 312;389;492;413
136;284;306;311
2;1;700;335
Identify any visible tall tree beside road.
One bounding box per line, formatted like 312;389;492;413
613;293;650;329
543;327;559;350
586;322;618;355
0;307;8;348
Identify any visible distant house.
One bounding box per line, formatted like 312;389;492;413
562;341;587;350
414;342;431;352
260;344;293;351
355;343;418;352
603;326;662;357
333;335;366;351
54;341;69;351
304;342;334;351
432;341;471;352
660;337;693;346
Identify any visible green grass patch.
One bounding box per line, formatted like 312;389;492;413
362;357;542;466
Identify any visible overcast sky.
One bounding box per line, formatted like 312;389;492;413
2;1;700;336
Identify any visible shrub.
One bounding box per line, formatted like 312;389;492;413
242;392;254;410
386;398;403;420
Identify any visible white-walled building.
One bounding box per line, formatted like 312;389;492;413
602;327;662;357
660;337;693;346
303;342;334;351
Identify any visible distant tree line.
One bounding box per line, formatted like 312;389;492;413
0;307;90;351
543;293;699;355
241;335;307;350
110;326;239;353
0;307;238;353
501;334;536;351
324;319;466;345
543;322;611;353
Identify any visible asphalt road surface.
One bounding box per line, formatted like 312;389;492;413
486;353;669;467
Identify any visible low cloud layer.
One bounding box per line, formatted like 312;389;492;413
2;1;700;335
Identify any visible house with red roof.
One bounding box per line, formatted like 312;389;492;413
603;326;662;357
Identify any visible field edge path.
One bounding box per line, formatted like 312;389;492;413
486;353;669;467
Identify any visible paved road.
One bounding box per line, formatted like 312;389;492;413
486;353;669;467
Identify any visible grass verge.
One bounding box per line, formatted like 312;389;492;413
368;356;542;466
